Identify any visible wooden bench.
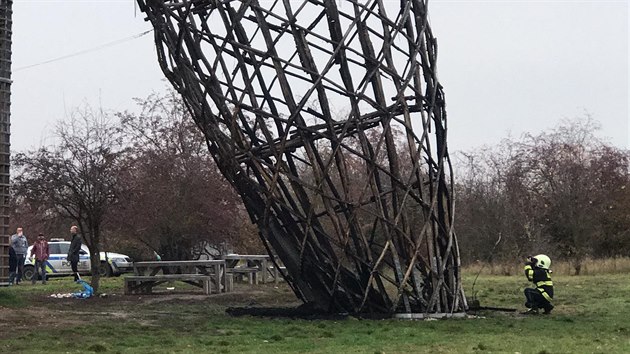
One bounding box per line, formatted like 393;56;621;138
124;274;212;295
226;267;259;285
131;260;228;294
222;255;270;283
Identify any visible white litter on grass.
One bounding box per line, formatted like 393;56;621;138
50;293;74;298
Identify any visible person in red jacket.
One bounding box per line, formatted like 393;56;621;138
30;233;50;284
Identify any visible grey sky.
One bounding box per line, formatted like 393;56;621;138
10;1;629;154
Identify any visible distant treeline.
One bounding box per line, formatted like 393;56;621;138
11;87;626;280
453;117;629;274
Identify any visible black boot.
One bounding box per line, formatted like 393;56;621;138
543;304;554;314
521;307;539;315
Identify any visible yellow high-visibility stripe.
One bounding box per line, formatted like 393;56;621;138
524;265;534;281
536;280;553;287
538;288;553;302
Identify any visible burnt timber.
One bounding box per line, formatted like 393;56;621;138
138;0;466;315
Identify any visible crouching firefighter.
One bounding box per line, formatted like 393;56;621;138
523;254;554;314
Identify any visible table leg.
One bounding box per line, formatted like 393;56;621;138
222;264;227;292
215;265;222;294
261;259;268;284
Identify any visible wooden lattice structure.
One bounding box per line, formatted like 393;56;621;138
0;0;11;281
138;0;466;314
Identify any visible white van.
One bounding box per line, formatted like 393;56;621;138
23;240;133;280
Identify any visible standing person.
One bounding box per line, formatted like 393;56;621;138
523;254;554;314
30;233;50;284
67;225;82;282
10;227;29;284
8;245;17;285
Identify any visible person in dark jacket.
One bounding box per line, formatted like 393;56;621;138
67;225;82;282
8;245;17;285
523;254;554;314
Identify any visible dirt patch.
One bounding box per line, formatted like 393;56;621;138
140;294;210;305
0;306;91;338
0;283;303;338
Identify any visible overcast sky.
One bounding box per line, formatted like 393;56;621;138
10;0;629;154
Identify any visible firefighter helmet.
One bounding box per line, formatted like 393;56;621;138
534;254;551;270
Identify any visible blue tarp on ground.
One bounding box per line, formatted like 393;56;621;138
72;279;94;299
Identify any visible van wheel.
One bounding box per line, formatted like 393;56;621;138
98;262;112;277
23;265;35;281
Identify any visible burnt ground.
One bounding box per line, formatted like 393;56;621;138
0;280;507;338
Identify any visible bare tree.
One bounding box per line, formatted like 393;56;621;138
588;146;630;257
455;142;543;269
113;91;259;260
519;118;603;274
12;106;123;292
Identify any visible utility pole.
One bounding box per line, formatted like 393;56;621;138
0;0;11;281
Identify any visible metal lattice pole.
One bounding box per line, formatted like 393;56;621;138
138;0;466;314
0;0;11;282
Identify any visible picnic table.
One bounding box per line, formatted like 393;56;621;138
221;254;285;284
125;260;227;295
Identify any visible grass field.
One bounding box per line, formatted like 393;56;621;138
1;272;629;353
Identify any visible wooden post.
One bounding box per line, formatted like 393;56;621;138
0;0;11;282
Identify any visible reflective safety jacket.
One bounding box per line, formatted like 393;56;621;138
524;264;554;302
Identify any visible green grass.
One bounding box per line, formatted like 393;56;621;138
1;274;630;353
0;276;122;295
0;290;23;307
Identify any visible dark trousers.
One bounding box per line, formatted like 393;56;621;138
33;260;47;284
71;261;79;281
524;288;551;310
15;254;26;283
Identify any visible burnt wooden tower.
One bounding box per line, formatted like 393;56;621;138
138;0;466;315
0;0;10;281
